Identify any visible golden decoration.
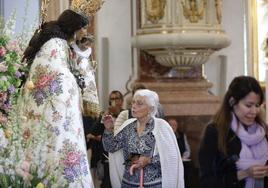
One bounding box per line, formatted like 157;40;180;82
70;0;104;17
39;0;51;29
181;0;207;23
215;0;222;24
25;80;35;90
145;0;166;24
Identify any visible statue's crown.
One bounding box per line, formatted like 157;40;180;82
70;0;104;17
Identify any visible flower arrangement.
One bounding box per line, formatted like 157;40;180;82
0;7;67;188
0;11;30;127
0;34;26;125
0;98;68;187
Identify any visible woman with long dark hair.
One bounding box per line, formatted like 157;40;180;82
199;76;268;188
11;9;94;187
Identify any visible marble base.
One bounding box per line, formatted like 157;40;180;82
141;79;220;116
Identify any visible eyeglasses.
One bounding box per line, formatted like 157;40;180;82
110;97;122;101
131;100;146;106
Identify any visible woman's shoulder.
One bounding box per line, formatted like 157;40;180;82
206;123;218;131
42;38;68;50
203;123;236;141
202;123;219;140
154;117;169;127
153;117;174;133
35;38;69;60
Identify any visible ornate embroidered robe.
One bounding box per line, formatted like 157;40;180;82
15;38;94;187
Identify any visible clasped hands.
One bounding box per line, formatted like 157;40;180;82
129;156;151;175
246;165;268;179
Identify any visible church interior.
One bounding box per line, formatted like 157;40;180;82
1;0;268;187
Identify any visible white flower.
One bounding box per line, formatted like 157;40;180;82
3;11;16;37
0;128;8;149
0;75;8;81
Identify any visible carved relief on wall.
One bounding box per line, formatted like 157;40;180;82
181;0;207;23
249;0;268;82
215;0;222;24
138;51;203;81
145;0;166;24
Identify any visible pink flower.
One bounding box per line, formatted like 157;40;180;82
15;168;33;181
6;40;17;51
35;75;53;88
15;160;33;181
21;161;31;172
0;112;8;124
0;46;6;57
0;92;8;102
0;64;7;72
50;49;57;57
13;63;22;69
6;40;23;55
64;151;81;166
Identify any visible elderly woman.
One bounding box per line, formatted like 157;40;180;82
102;89;184;188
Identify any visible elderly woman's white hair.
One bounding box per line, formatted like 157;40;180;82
133;89;159;117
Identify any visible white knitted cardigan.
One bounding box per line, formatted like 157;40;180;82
109;117;185;188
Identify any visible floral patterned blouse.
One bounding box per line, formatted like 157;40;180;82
15;38;94;187
102;118;162;188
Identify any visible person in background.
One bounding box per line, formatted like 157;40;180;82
102;89;184;188
100;90;124;188
87;90;124;188
168;117;192;188
86;112;105;188
106;90;124;118
199;76;268;188
15;9;94;187
167;118;191;160
125;83;147;109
